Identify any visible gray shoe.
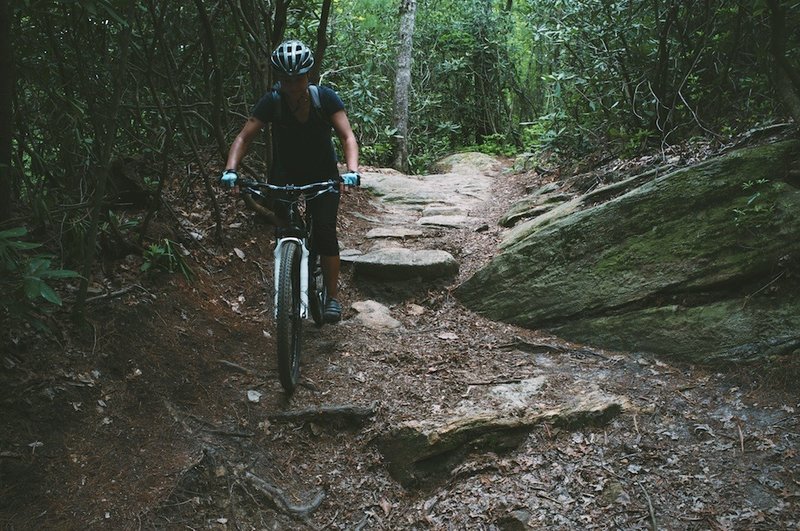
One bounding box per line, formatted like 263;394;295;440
323;298;342;323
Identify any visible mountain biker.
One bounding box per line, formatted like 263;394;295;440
221;39;360;324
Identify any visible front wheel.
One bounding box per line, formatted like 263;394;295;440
276;241;302;393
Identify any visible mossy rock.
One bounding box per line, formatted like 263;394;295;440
456;140;800;363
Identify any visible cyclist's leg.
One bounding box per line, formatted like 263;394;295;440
320;255;340;298
310;187;340;291
310;189;342;322
321;255;342;323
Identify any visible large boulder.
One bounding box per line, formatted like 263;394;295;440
456;140;800;363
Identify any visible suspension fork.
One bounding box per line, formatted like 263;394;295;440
273;237;310;319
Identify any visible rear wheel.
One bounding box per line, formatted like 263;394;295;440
276;241;302;393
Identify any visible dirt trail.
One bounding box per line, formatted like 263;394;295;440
1;159;799;530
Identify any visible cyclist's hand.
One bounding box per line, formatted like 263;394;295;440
219;169;239;188
341;171;361;190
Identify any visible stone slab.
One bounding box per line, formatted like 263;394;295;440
377;381;627;487
417;215;480;229
366;227;424;239
346;247;459;280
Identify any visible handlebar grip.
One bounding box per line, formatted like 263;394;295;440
342;173;360;187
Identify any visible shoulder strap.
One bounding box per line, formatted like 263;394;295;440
309;84;332;126
309;84;322;111
270;82;282;122
269;83;330;126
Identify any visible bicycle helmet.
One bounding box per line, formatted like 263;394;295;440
270;40;314;76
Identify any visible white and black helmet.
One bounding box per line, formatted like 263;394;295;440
270;40;314;76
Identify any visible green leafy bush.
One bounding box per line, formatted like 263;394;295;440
467;133;518;157
0;227;80;326
141;239;194;281
522;113;568;154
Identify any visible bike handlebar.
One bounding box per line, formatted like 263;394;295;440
237;178;339;193
237;179;340;204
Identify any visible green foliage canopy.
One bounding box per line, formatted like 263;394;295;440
2;0;797;319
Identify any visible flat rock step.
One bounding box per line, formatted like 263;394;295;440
343;247;458;280
421;205;467;217
417;215;481;229
376;379;628;487
365;227;424;239
362;169;493;211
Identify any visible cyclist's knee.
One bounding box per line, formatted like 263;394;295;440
315;237;339;256
315;227;339;255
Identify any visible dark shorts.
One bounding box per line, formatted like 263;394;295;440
270;182;340;257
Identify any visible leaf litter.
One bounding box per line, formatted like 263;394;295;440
0;152;798;529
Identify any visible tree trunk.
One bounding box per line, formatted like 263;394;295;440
74;7;135;320
272;0;290;45
392;0;416;173
310;0;332;84
227;0;273;167
0;0;12;222
146;2;224;242
194;0;227;159
766;0;800;125
652;0;678;134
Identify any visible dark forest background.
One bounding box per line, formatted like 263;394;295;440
0;0;798;320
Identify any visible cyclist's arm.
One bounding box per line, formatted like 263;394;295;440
225;116;265;171
330;110;359;174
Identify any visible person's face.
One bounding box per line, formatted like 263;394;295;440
278;74;309;97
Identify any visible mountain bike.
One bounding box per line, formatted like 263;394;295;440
238;178;338;393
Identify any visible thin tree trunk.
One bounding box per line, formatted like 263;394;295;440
225;0;272;168
74;6;135;320
140;27;176;246
229;0;272;91
653;0;678;133
766;0;800;124
600;3;635;118
311;0;332;84
194;0;227;158
392;0;416;173
272;0;290;45
146;1;224;242
0;0;12;222
42;12;81;192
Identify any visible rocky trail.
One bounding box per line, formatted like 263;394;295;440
1;154;799;530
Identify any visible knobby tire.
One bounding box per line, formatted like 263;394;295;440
276;241;302;393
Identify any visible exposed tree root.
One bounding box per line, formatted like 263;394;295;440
242;471;325;517
268;402;377;429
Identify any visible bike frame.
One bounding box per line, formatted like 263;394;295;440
239;179;338;320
